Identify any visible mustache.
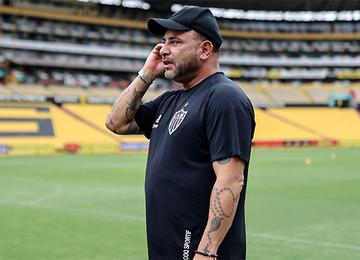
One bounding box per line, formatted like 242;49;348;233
162;59;173;64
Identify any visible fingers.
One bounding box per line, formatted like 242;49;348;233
152;43;164;54
154;43;164;50
142;43;166;79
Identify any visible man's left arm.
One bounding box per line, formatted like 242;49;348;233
194;157;245;260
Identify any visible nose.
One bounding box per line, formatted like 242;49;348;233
160;44;170;57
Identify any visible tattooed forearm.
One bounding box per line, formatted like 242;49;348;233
202;233;212;254
213;187;237;218
210;216;222;231
201;186;239;253
201;216;221;252
125;89;146;121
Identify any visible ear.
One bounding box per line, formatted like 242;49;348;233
199;40;213;60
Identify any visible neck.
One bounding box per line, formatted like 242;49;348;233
182;65;220;90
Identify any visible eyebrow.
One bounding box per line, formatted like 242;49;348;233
162;36;182;42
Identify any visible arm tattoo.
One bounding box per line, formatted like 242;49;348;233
125;89;145;121
201;187;239;254
110;88;129;113
210;216;222;231
218;158;231;165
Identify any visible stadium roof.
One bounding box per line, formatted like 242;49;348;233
145;0;360;11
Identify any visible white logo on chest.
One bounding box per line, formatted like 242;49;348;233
168;103;188;135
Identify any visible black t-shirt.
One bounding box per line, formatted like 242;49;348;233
135;72;255;260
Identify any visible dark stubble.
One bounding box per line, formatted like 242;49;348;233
166;55;200;83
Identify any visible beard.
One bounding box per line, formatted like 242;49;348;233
164;56;200;83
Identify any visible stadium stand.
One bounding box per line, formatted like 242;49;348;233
268;108;360;143
235;82;273;107
252;107;360;148
304;83;351;105
6;84;52;97
1;2;360;88
351;84;360;103
0;102;116;143
2;102;360;156
253;108;319;141
1;0;360;155
261;84;311;105
0;102;120;155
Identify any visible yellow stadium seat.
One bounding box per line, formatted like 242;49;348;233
269;108;360;141
254;108;318;141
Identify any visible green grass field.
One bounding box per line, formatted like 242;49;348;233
0;148;359;260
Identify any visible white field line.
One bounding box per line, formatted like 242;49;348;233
27;185;63;206
0;178;145;223
2;195;359;252
0;198;145;222
251;233;360;251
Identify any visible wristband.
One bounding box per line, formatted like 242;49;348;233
194;250;218;258
138;69;153;85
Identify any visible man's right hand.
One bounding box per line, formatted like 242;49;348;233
142;43;165;81
105;43;166;135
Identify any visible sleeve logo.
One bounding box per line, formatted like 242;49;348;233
152;114;162;129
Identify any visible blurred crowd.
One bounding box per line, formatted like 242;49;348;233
0;1;359;93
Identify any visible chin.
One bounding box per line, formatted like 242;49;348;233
165;71;176;80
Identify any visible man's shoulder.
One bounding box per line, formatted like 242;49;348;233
208;74;247;99
205;74;254;113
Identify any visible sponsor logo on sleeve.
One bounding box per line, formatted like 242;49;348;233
152;114;162;129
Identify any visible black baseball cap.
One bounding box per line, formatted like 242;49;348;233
147;6;223;49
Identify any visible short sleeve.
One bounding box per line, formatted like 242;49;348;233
135;95;163;139
205;86;255;163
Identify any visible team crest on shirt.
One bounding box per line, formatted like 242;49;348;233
168;103;188;135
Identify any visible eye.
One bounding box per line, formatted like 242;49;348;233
169;39;181;45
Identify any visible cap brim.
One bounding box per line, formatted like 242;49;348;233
147;18;190;36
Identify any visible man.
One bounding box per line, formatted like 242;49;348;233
106;6;255;260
